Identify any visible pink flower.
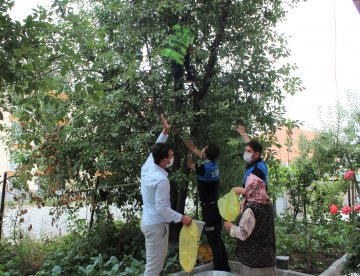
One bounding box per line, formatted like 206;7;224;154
354;204;360;213
341;205;352;215
344;170;355;180
330;204;338;215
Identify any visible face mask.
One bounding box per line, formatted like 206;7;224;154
201;149;206;160
243;152;253;164
166;157;174;168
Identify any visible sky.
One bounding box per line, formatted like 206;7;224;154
278;0;360;130
9;0;360;130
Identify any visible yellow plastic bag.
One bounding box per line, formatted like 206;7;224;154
217;189;240;222
179;221;200;272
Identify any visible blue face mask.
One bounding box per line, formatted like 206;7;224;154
243;152;253;164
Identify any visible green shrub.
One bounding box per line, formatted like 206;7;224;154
0;236;46;275
341;216;360;274
275;213;347;274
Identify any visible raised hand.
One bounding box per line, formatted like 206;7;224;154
236;125;246;136
235;124;251;143
160;114;171;135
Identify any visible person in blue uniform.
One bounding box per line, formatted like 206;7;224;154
184;140;230;272
235;125;268;188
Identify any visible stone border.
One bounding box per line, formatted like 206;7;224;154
173;261;313;276
319;254;348;276
173;254;348;276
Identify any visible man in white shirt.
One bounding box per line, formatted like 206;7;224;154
140;115;192;276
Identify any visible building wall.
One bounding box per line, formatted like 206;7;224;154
0;112;12;183
272;127;316;164
272;127;316;215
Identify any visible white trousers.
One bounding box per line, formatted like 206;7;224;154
141;222;169;276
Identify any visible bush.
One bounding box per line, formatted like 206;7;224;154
0;236;45;275
275;213;347;274
340;214;360;274
0;213;146;275
37;215;145;275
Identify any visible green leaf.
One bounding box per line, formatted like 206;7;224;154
43;95;50;105
85;76;94;84
87;86;94;94
75;82;83;93
60;66;67;76
51;265;61;275
86;264;94;273
90;92;100;102
80;90;87;99
25;106;33;112
78;266;87;273
111;263;120;272
39;13;47;21
13;48;24;57
105;256;118;266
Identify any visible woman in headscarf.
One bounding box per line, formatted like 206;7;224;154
224;174;276;276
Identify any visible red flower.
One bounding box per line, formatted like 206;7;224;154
344;170;355;180
354;204;360;213
330;204;338;215
341;205;352;215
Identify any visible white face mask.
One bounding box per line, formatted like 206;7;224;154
201;148;207;160
243;152;253;164
166;157;174;168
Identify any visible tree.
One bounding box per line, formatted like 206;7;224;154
3;0;304;239
310;92;360;202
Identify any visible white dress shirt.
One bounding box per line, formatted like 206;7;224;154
141;132;182;226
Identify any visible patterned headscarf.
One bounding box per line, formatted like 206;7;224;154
241;174;270;211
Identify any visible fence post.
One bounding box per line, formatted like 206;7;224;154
89;176;100;232
0;172;8;239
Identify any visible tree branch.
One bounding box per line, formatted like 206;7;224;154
197;0;232;102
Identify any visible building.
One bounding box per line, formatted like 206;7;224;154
272;127;316;165
0;112;15;182
272;126;316;215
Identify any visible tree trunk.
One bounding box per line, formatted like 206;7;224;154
169;0;233;242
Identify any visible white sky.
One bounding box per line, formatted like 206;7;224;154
9;0;360;130
278;0;360;130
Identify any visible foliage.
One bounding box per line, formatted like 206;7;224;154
328;203;360;274
0;237;46;275
311;92;360;190
342;215;360;274
0;216;191;275
272;92;360;221
273;91;360;273
1;0;304;232
76;254;144;276
0;219;146;275
275;213;347;274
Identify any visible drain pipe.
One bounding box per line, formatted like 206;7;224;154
0;172;8;239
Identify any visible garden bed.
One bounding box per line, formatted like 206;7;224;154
173;254;348;276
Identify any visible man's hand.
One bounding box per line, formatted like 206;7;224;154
224;221;234;231
160;114;171;135
181;215;192;226
233;186;245;195
235;125;251;143
236;125;246;136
